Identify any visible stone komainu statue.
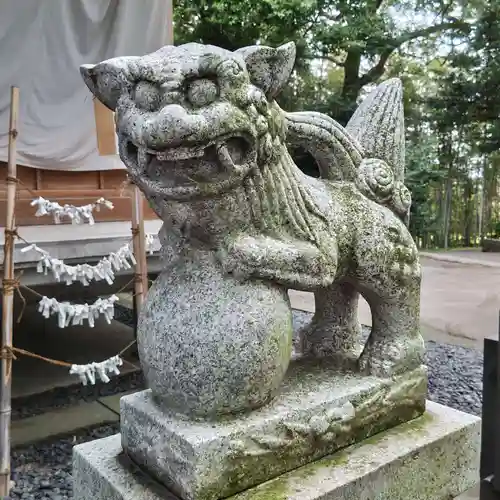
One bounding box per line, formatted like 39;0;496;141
81;42;424;416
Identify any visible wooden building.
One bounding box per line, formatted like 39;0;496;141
0;98;157;227
0;165;157;227
0;1;171;228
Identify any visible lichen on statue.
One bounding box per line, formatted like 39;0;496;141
81;41;424;417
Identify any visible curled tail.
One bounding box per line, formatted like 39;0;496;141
285;78;411;225
285;111;363;182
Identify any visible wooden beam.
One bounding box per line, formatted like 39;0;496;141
166;0;174;45
93;98;117;156
98;171;105;189
35;169;42;191
131;184;148;312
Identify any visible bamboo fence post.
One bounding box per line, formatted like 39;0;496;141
0;86;19;497
131;184;148;313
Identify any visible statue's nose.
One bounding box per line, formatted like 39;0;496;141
146;104;206;148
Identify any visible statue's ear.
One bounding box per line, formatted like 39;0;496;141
80;56;137;111
236;42;296;99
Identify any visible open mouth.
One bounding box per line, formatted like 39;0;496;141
120;134;256;202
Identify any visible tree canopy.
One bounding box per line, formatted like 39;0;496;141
174;0;500;249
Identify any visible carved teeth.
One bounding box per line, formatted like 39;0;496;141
156;148;205;161
156;151;168;161
216;143;234;170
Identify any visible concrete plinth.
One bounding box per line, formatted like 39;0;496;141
73;401;480;500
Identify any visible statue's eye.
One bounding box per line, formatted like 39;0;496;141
133;81;162;111
186;78;219;107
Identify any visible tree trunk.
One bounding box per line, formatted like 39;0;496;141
482;156;498;237
339;50;363;124
463;178;473;247
443;173;453;249
438;131;454;249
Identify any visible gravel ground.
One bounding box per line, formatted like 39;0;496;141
8;310;484;499
10;423;119;500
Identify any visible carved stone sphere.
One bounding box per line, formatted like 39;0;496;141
137;251;293;419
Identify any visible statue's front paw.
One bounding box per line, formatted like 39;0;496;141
359;335;425;377
217;250;253;281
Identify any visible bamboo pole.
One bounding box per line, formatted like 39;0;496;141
0;86;19;497
130;0;172;319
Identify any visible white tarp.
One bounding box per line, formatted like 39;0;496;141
0;0;171;171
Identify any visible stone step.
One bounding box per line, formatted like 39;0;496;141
73;400;480;500
98;391;138;414
115;292;135;311
12;401;119;448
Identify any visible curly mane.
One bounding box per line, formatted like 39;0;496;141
242;143;328;246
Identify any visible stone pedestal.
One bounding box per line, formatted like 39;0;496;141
73;401;480;500
119;360;426;500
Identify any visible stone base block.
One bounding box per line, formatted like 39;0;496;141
120;361;427;499
73;401;480;500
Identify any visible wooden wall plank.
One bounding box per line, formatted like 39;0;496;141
0;197;155;226
0;163;36;192
39;170;100;190
93;98;117;156
101;170;128;189
0;163;157;226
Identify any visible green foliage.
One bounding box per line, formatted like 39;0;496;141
405;136;444;242
173;0;500;249
174;0;316;51
174;0;472;121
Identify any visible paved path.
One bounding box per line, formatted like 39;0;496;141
290;252;500;349
421;249;500;267
419;255;500;347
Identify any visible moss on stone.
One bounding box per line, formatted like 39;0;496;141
295;450;350;478
230;451;350;500
345;410;434;450
395;410;434;433
232;477;290;500
200;368;427;499
231;410;436;500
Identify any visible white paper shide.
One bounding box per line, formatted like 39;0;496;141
70;356;124;385
38;295;119;328
30;197;114;224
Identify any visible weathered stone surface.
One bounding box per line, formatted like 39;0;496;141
79;40;428;500
346;78;406;184
138;249;293;418
120;362;427;500
73;401;480;500
81;41;424;400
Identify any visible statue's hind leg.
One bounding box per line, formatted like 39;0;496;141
356;250;425;377
296;281;362;368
